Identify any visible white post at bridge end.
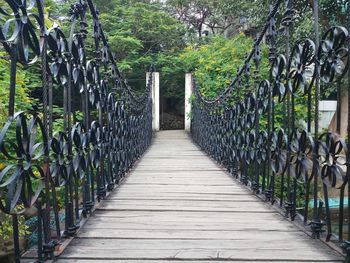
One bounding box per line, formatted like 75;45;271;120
185;73;193;131
147;72;160;131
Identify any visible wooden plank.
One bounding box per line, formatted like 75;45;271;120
67;238;328;250
56;261;342;263
58;247;341;261
90;210;283;219
56;130;344;263
114;187;249;195
55;261;343;263
98;200;275;212
83;218;295;231
107;194;255;200
75;228;322;240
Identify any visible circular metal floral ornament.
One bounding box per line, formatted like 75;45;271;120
71;123;88;180
255;131;268;165
257;80;270;114
271;54;287;102
288;39;316;95
87;60;101;109
270;129;288;175
0;112;46;214
0;0;42;64
89;121;101;169
50;131;71;187
289;129;314;182
47;26;69;85
318;26;349;83
318;132;348;189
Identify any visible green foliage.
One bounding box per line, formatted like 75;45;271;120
180;34;312;129
319;0;347;26
99;1;186;65
0;51;40;125
0;210;29;242
180;34;270;98
95;0;187;99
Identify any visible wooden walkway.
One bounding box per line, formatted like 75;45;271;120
57;130;344;263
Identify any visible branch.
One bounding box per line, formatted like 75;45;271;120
306;0;330;30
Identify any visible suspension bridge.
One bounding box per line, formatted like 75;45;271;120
0;0;349;262
39;131;344;262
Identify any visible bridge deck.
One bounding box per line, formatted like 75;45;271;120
57;130;344;263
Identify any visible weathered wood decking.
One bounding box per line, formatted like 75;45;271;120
57;130;344;263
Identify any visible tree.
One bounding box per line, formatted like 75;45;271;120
94;0;188;101
165;0;253;37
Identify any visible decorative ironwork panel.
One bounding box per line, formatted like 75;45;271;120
0;0;154;262
192;0;350;259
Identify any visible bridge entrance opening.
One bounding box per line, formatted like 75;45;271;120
159;76;185;130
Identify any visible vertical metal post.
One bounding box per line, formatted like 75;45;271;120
311;0;321;239
336;81;342;134
8;43;17;117
284;0;296;220
12;214;20;263
40;0;54;254
345;1;350;260
266;5;276;203
37;202;43;261
253;43;260;192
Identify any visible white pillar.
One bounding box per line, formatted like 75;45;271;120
147;72;160;131
185;73;193;131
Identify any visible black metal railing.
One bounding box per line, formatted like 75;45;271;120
192;0;350;259
0;0;153;262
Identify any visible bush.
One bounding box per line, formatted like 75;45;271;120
180;34;270;98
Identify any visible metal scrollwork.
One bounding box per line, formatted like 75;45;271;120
318;132;348;188
288;39;316;95
318;27;349;83
0;112;46;213
0;0;42;64
270;129;288;175
289;129;314;182
47;26;69;85
0;0;154;261
192;0;350;248
271;54;288;102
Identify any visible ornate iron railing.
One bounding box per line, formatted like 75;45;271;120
0;0;153;262
192;0;350;259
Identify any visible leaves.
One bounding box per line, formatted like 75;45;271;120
0;208;28;242
0;51;39;125
181;34;270;98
